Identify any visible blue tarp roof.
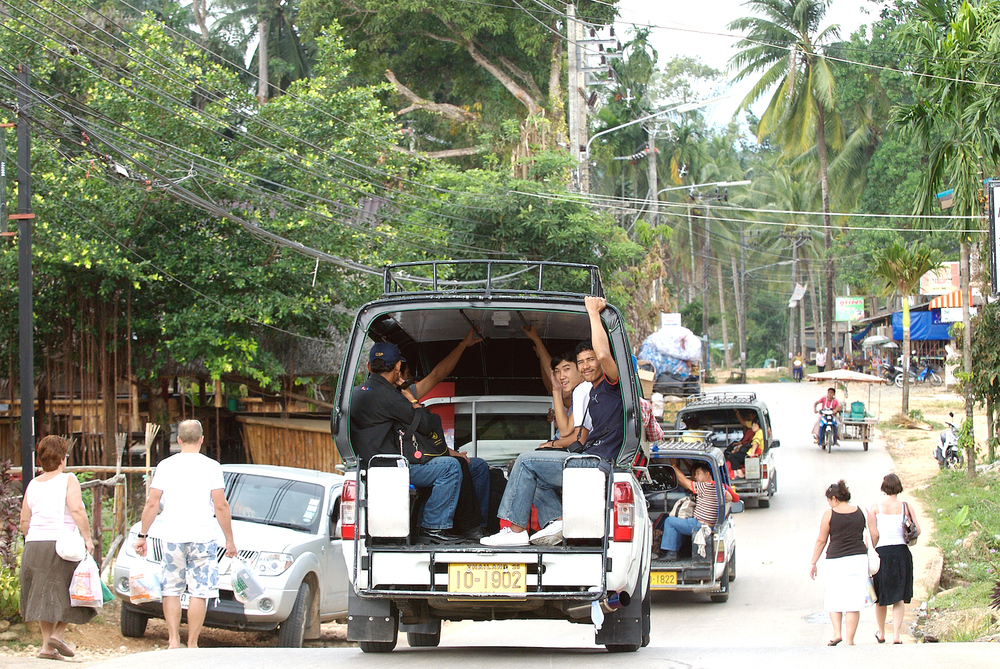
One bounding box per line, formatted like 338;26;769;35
892;310;953;341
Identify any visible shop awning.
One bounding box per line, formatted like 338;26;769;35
927;289;968;309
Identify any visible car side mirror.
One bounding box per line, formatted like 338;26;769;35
771;439;780;449
730;501;744;514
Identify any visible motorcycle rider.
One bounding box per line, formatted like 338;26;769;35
812;387;842;445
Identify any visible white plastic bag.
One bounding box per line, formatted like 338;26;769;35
231;560;264;604
69;556;103;608
129;562;163;604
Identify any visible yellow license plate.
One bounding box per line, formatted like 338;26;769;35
651;571;678;587
448;563;526;594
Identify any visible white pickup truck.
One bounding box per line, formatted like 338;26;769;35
330;261;653;652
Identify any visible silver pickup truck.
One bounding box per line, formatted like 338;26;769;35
330;261;653;653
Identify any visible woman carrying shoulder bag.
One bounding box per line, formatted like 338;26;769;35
19;435;96;660
868;473;920;644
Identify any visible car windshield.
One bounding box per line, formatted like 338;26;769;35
225;473;325;533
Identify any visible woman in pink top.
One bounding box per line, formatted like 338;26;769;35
18;436;96;660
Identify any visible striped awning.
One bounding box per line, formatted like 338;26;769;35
928;289;966;309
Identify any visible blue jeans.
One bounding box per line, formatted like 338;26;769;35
409;457;462;530
467;457;490;526
497;450;571;529
660;516;704;551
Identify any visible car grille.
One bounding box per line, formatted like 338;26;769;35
144;538;258;565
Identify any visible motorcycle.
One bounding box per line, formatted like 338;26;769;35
818;408;837;453
934;412;964;469
914;359;944;387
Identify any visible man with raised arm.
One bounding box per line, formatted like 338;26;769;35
481;296;625;547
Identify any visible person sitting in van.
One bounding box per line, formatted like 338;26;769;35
349;342;489;544
659;462;732;560
726;417;763;478
481;296;625;548
523;325;593;440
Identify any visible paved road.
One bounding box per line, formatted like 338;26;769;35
47;381;972;667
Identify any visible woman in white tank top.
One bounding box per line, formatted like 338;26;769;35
867;473;921;644
18;436;96;659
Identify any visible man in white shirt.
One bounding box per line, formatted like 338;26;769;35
134;420;237;649
816;348;828;373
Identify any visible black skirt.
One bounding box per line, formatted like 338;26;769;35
20;541;98;625
872;543;913;605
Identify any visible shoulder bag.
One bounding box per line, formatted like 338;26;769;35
53;473;87;562
902;502;920;546
399;408;450;465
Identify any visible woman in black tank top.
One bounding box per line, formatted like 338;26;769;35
809;480;872;646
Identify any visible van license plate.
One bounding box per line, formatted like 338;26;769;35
448;563;526;594
651;571;677;587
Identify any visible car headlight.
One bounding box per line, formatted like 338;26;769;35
122;533;138;558
253;552;293;576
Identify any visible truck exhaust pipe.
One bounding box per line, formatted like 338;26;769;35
565;590;631;619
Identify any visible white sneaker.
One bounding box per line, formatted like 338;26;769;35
530;520;564;546
480;527;530;547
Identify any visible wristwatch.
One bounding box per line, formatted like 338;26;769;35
137;533;148;539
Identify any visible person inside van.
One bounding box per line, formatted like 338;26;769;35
726;418;763;478
523;325;593;440
659;462;732;560
349;342;489;544
481;296;625;548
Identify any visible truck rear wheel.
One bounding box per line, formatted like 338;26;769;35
757;497;770;508
710;561;730;603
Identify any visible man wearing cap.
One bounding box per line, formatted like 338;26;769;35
349;341;488;544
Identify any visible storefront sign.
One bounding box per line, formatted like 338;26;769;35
835;297;865;322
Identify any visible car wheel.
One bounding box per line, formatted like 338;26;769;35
710;560;730;603
605;643;642;653
758;497;770;508
120;606;148;638
359;639;399;653
277;582;313;648
641;571;651;647
728;550;737;582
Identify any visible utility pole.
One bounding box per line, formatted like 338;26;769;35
739;220;747;378
645;126;658;226
13;65;35;485
567;3;581;191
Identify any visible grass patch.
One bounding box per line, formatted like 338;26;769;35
918;468;1000;641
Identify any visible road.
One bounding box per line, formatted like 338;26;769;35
71;381;998;667
430;381;897;649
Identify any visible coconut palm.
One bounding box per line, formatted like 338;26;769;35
894;0;1000;476
869;242;941;415
728;0;842;353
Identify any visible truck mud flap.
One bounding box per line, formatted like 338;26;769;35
594;588;642;647
347;589;398;643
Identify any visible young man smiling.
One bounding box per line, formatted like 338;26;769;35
481;296;625;547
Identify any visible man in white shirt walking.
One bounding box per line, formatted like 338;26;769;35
134;419;237;648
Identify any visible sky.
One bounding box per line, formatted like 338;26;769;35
613;0;878;125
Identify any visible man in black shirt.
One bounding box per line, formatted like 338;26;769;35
349;342;487;544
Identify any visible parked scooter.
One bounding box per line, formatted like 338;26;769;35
934;412;964;469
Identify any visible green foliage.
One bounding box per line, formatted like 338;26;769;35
908;408;926;422
921;468;1000;631
0;462;19;572
0;557;20;621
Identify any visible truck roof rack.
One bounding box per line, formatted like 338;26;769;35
650;430;716;454
382;260;604;299
684;392;758;406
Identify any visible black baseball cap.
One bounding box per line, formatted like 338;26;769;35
370;342;405;365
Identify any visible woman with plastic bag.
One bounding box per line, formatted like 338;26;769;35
18;435;97;660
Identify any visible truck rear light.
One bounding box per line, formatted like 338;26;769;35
761;464;768;479
716;547;726;563
613;482;634;542
341;480;357;540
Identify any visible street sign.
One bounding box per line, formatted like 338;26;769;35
660;312;681;328
835;297;865;322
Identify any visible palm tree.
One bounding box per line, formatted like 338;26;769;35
894;0;1000;477
728;0;842;353
869;242;941;415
